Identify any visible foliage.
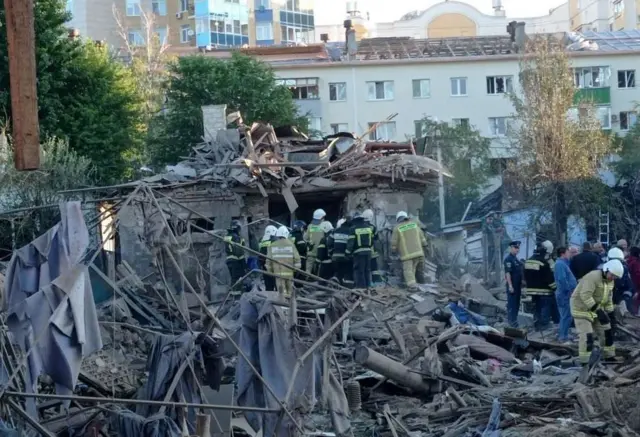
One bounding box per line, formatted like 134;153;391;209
149;53;307;166
507;36;613;244
0;136;95;255
418;118;492;228
0;0;145;183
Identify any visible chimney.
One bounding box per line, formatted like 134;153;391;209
515;22;526;51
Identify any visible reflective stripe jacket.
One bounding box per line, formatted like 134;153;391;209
258;239;272;269
330;224;350;261
346;218;374;255
391;219;426;261
266;238;301;278
316;233;333;264
224;234;245;261
304;221;325;258
571;269;614;321
523;252;556;295
290;230;307;259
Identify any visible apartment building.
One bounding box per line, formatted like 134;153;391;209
570;0;639;31
248;0;316;46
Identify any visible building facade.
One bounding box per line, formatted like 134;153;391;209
248;0;316;46
569;0;639;32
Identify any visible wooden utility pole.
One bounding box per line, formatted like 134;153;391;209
4;0;40;170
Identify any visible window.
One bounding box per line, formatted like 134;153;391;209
178;0;188;12
620;111;637;131
488;117;508;136
152;0;167;15
330;123;349;134
233;19;241;34
276;78;319;99
618;70;635;88
613;0;624;15
368;122;396;141
489;158;513;176
329;82;346;101
452;118;470;128
308;117;322;132
127;30;144;45
486;76;513;94
573;66;611;88
450;77;467;96
126;0;141;16
567;106;611;129
155;27;168;44
366;81;394;101
180;24;191;43
598;106;612;129
256;22;273;40
412;79;430;98
281;25;303;42
241;24;249;36
257;0;271;8
414;120;426;138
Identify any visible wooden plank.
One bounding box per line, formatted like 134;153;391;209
4;0;40;170
281;186;299;213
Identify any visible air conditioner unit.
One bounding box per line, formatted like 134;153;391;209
176;12;183;19
187;29;195;36
612;114;619;123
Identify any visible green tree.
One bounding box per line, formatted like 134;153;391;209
0;0;145;183
508;36;612;244
418;118;492;228
149;53;306;166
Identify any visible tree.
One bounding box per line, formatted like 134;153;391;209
507;36;612;244
418;118;492;229
149;53;307;166
0;0;145;183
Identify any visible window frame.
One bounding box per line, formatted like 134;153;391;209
617;69;636;89
452;118;470;128
126;0;141;16
330;123;349;134
486;75;514;95
276;78;319;100
488;116;508;137
412;79;431;99
450;77;468;97
180;24;191;43
619;111;637;131
366;81;394;101
368;121;397;141
256;22;274;40
573;66;611;89
329;82;347;102
152;0;167;15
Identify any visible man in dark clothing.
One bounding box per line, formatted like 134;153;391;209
608;247;635;311
570;242;601;280
224;220;246;292
504;241;523;328
628;247;640;314
290;220;307;279
329;218;353;287
524;244;556;331
315;221;334;282
347;212;374;289
259;225;277;291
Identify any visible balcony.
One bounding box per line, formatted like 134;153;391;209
573;87;611;105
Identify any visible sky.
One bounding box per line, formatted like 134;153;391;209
314;0;568;25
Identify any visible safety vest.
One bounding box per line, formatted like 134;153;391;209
391;220;424;261
266;239;301;278
224;234;245;261
571;269;615;321
347;220;373;255
523;254;556;295
306;224;324;257
331;227;350;261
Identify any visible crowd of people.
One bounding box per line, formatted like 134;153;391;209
504;238;640;363
222;209;429;297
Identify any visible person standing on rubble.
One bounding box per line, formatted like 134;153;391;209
347;211;374;288
571;259;623;364
224;220;247;293
363;209;384;286
391;211;428;290
330;217;353;287
315;221;335;282
266;226;301;297
305;209;327;276
259;225;278;291
524;241;556;331
607;247;635;314
504;241;523;328
554;247;577;343
290;220;307;275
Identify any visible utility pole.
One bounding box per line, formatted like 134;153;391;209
4;0;40;170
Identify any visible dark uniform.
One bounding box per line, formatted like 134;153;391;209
524;247;557;331
504;241;523;327
316;232;334;281
259;238;275;291
330;221;353;287
347;216;374;288
291;221;307;274
224;220;246;292
370;225;384;284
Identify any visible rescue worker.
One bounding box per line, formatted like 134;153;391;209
363;209;384;285
504;240;523;328
541;240;561;326
315;221;334;281
266;226;301;297
391;211;427;290
290;220;307;274
330;218;352;287
607;247;635;315
259;225;278;291
224;220;246;292
524;242;557;331
347;212;374;288
304;209;326;276
571;259;623;364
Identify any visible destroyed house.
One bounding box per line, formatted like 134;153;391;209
116;105;450;296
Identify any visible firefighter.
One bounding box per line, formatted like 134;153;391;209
391;211;427;290
304;209;326;276
607;247;635;312
223;220;246;292
363;209;384;285
331;217;353;288
259;225;277;291
571;259;623;364
315;221;334;282
290;220;307;274
524;242;557;331
347;212;374;288
266;226;301;297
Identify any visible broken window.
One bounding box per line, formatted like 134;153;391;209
329;82;347;101
573;66;611;88
276;78;319;100
486;76;513;94
366;81;394;100
618;69;635;88
489;158;513;176
330;123;348;134
369;122;396;141
620;111;637;131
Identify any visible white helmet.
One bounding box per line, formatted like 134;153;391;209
603;259;624;279
313;209;326;220
362;209;374;222
608;247;625;260
320;221;334;233
263;225;277;241
337;218;347;228
396;211;408;221
276;226;290;239
541;240;553;254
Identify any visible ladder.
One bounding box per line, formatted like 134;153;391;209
598;209;610;247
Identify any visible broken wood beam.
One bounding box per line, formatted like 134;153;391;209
214;161;330;167
354;345;435;394
196;414;212;437
446;386;467;408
